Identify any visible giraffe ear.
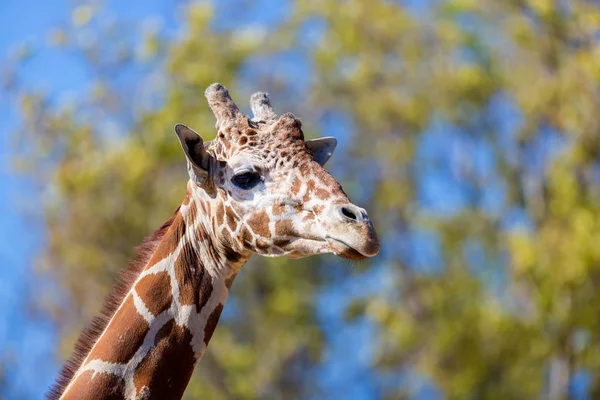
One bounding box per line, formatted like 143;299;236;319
174;124;215;193
306;137;337;166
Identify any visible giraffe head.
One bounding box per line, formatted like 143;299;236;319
175;83;379;261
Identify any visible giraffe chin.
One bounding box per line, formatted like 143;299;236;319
326;238;369;261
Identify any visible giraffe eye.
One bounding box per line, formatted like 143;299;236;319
232;171;261;189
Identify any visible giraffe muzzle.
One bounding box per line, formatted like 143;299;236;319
324;204;380;260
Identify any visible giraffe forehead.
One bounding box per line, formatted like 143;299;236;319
214;132;312;170
209;114;308;162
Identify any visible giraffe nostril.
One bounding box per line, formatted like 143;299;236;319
341;206;357;221
338;205;367;223
337;204;369;224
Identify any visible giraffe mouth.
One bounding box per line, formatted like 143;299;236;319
325;237;368;261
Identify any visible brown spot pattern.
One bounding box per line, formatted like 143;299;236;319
225;273;237;289
135;272;172;316
64;370;125;400
154;319;174;345
175;242;213;313
291;177;302;195
175;242;197;308
87;295;149;364
225;207;237;231
221;228;234;247
239;225;253;247
303;180;316;202
247;210;270;237
315;187;330;200
275;220;294;236
224;247;242;263
273;238;291;247
197;269;214;313
187;201;198;225
182;191;191;206
133;320;196;400
256;238;270;251
146;213;185;267
272;203;286;216
204;303;224;345
216;202;224;227
199;200;208;214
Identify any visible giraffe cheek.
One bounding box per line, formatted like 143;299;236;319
275;220;295;237
246;210;271;237
272;203;286;216
302;213;315;223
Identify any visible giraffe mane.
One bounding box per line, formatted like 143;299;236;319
46;206;181;400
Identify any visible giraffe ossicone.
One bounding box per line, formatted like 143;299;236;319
50;83;379;400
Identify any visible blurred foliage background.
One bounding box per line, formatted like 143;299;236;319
3;0;600;398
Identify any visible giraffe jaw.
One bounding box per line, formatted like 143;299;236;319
325;237;371;261
277;226;380;260
278;237;333;259
272;236;365;260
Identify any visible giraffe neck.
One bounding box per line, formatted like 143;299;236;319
59;189;249;400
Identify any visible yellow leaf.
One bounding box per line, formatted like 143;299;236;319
72;5;93;26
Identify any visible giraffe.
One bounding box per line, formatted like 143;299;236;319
48;83;380;400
